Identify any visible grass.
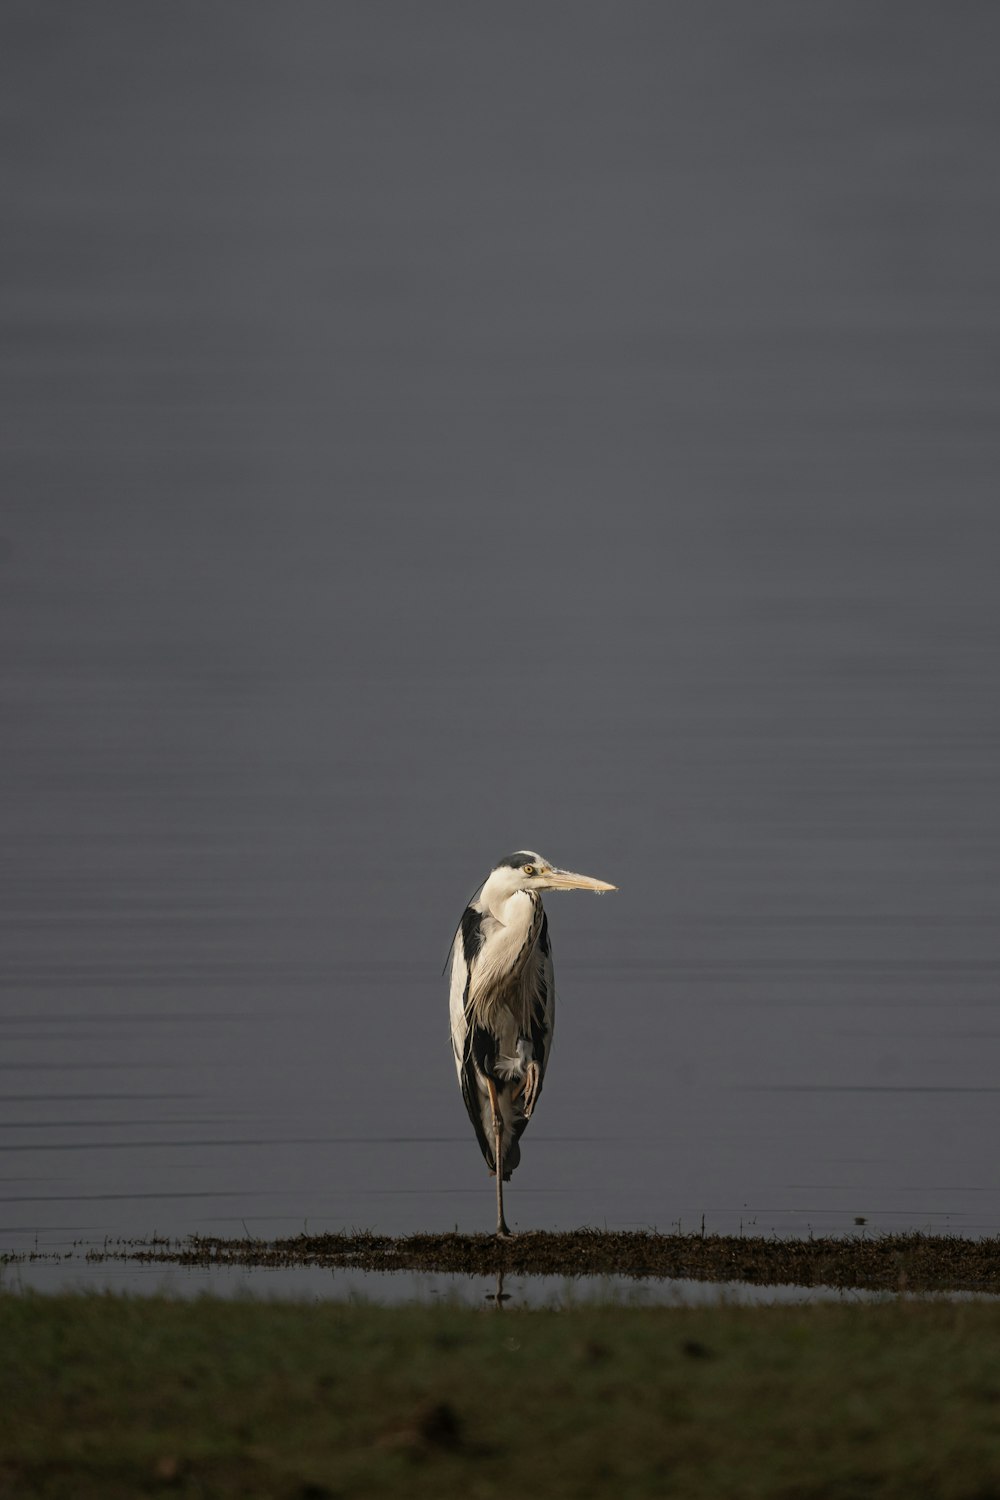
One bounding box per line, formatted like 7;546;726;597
4;1294;1000;1497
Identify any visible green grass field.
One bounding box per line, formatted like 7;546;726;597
3;1294;1000;1498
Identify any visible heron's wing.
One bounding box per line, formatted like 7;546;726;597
449;907;498;1171
525;910;556;1100
461;1062;497;1174
448;929;469;1078
448;906;483;1073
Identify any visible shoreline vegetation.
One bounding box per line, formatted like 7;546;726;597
6;1236;1000;1494
5;1229;1000;1294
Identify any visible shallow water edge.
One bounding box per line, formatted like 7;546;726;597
5;1230;1000;1298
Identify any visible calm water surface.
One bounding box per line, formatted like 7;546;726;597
2;5;999;1273
0;1257;934;1308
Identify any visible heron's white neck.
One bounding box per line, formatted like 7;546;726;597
479;870;534;926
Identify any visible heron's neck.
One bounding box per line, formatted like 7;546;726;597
479;874;535;929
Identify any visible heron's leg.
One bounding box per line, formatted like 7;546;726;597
522;1060;541;1119
486;1078;512;1238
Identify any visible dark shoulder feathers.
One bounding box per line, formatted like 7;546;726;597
461;906;484;965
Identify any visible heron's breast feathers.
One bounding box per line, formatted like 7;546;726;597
464;895;545;1036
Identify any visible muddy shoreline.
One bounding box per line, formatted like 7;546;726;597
7;1231;1000;1294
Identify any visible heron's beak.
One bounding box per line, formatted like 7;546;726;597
543;868;617;893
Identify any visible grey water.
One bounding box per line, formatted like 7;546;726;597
2;4;1000;1284
0;1256;951;1309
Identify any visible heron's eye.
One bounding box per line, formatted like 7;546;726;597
522;863;535;876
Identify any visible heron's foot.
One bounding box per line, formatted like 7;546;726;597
522;1060;541;1118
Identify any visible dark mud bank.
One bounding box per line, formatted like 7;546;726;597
15;1231;1000;1294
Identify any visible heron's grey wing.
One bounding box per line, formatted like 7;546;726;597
525;910;556;1098
448;929;469;1082
449;906;497;1171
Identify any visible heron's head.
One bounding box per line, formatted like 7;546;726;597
485;851;617;900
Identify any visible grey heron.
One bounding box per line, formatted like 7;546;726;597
448;851;616;1236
